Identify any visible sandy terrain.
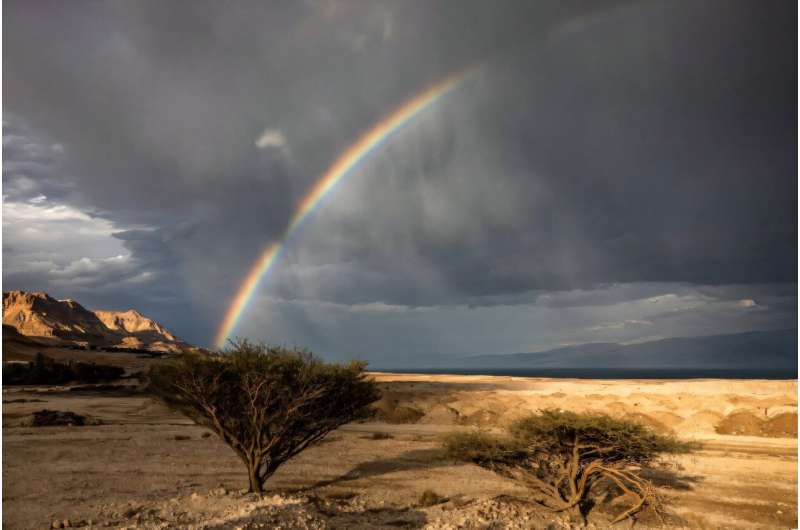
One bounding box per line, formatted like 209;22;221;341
3;373;797;529
369;373;798;438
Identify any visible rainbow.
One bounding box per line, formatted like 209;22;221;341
214;68;475;349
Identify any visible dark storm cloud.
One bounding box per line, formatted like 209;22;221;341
2;118;75;203
272;0;796;309
3;0;796;351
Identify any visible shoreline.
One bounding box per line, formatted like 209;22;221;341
367;368;798;382
368;370;799;382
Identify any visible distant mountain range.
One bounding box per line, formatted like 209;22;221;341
375;329;798;372
2;290;191;352
4;290;795;373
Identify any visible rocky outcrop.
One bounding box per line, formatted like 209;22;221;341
95;309;178;342
3;291;109;342
2;290;189;352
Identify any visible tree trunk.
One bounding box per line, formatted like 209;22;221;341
570;504;586;527
248;464;263;494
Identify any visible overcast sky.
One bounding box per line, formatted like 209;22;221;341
3;0;796;361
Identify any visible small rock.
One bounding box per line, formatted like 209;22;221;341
52;521;63;529
63;519;72;528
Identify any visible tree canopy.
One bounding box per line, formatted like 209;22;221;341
148;340;380;493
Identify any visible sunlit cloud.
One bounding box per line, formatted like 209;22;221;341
254;128;290;154
587;319;653;332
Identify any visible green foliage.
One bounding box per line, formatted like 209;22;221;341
442;430;523;463
147;339;380;494
509;409;693;466
3;352;125;385
443;410;695;523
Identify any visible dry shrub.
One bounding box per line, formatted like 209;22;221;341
366;432;393;440
444;410;695;523
26;409;100;427
418;489;447;507
4;352;124;385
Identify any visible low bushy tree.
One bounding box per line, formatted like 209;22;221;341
444;410;694;523
3;352;125;385
148;340;380;494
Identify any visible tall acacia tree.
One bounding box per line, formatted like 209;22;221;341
149;340;380;494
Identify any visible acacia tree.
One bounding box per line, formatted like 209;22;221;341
444;410;693;524
148;340;380;494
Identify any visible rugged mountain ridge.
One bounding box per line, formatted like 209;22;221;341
94;309;177;341
2;290;189;352
372;329;798;373
460;329;798;370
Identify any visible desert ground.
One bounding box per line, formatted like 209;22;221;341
2;360;797;529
